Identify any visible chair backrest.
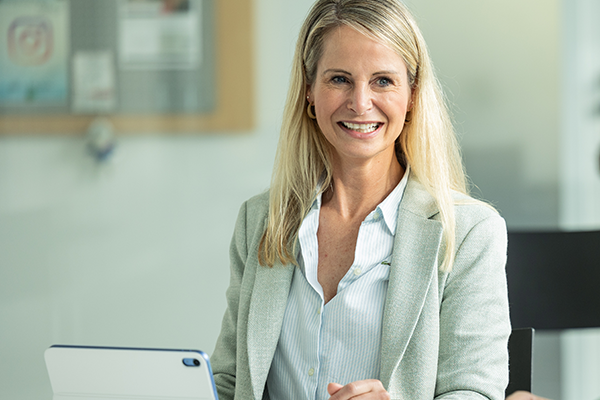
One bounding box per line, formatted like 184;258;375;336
505;327;534;397
506;230;600;329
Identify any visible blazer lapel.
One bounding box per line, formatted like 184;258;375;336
247;259;294;400
379;177;443;387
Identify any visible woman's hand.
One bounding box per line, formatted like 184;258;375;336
327;380;390;399
506;391;550;400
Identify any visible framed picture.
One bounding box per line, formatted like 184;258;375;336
0;0;253;134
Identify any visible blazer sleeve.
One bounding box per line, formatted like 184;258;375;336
434;212;511;400
211;201;249;400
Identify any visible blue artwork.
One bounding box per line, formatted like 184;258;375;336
0;0;69;104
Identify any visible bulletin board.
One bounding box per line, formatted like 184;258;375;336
0;0;253;134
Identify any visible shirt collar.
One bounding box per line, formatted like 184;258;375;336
377;165;410;235
309;165;410;235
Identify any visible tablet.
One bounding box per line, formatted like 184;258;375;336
44;345;219;400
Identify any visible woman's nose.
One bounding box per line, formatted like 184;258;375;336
347;84;373;115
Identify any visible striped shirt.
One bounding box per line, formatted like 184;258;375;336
266;168;410;400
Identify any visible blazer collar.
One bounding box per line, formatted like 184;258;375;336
379;176;443;387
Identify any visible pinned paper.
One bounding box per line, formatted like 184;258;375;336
118;0;201;70
72;51;116;113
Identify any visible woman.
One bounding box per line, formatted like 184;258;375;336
211;0;510;399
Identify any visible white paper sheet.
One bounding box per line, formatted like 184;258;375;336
118;0;201;70
72;51;117;113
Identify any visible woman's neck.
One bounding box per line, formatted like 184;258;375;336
322;154;404;220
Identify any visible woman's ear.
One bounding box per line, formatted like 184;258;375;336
306;85;312;103
408;76;418;111
408;90;415;112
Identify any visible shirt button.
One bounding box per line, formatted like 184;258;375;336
317;306;321;315
354;268;362;276
308;368;315;376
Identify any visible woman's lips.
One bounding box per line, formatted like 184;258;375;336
338;121;383;137
339;121;381;133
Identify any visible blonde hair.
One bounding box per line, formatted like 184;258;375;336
259;0;469;272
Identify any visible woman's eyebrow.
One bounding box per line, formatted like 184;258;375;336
322;69;400;76
322;68;351;75
372;70;400;76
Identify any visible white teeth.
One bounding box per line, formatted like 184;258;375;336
341;122;380;133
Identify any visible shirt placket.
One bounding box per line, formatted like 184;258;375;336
337;209;381;293
299;207;325;398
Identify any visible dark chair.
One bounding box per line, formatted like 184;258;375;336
506;230;600;330
506;327;534;397
504;230;600;398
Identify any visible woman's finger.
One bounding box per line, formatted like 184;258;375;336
327;379;390;400
327;382;344;395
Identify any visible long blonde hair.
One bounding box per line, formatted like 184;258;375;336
259;0;468;272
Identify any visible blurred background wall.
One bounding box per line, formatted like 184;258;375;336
1;0;600;399
410;0;562;229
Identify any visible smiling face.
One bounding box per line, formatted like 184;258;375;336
307;25;412;169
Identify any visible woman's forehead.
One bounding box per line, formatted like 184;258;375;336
317;25;407;74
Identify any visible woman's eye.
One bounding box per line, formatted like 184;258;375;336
376;77;392;86
331;76;348;84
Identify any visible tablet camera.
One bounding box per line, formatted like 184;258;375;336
182;358;201;367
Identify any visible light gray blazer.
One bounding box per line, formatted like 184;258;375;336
211;176;511;400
